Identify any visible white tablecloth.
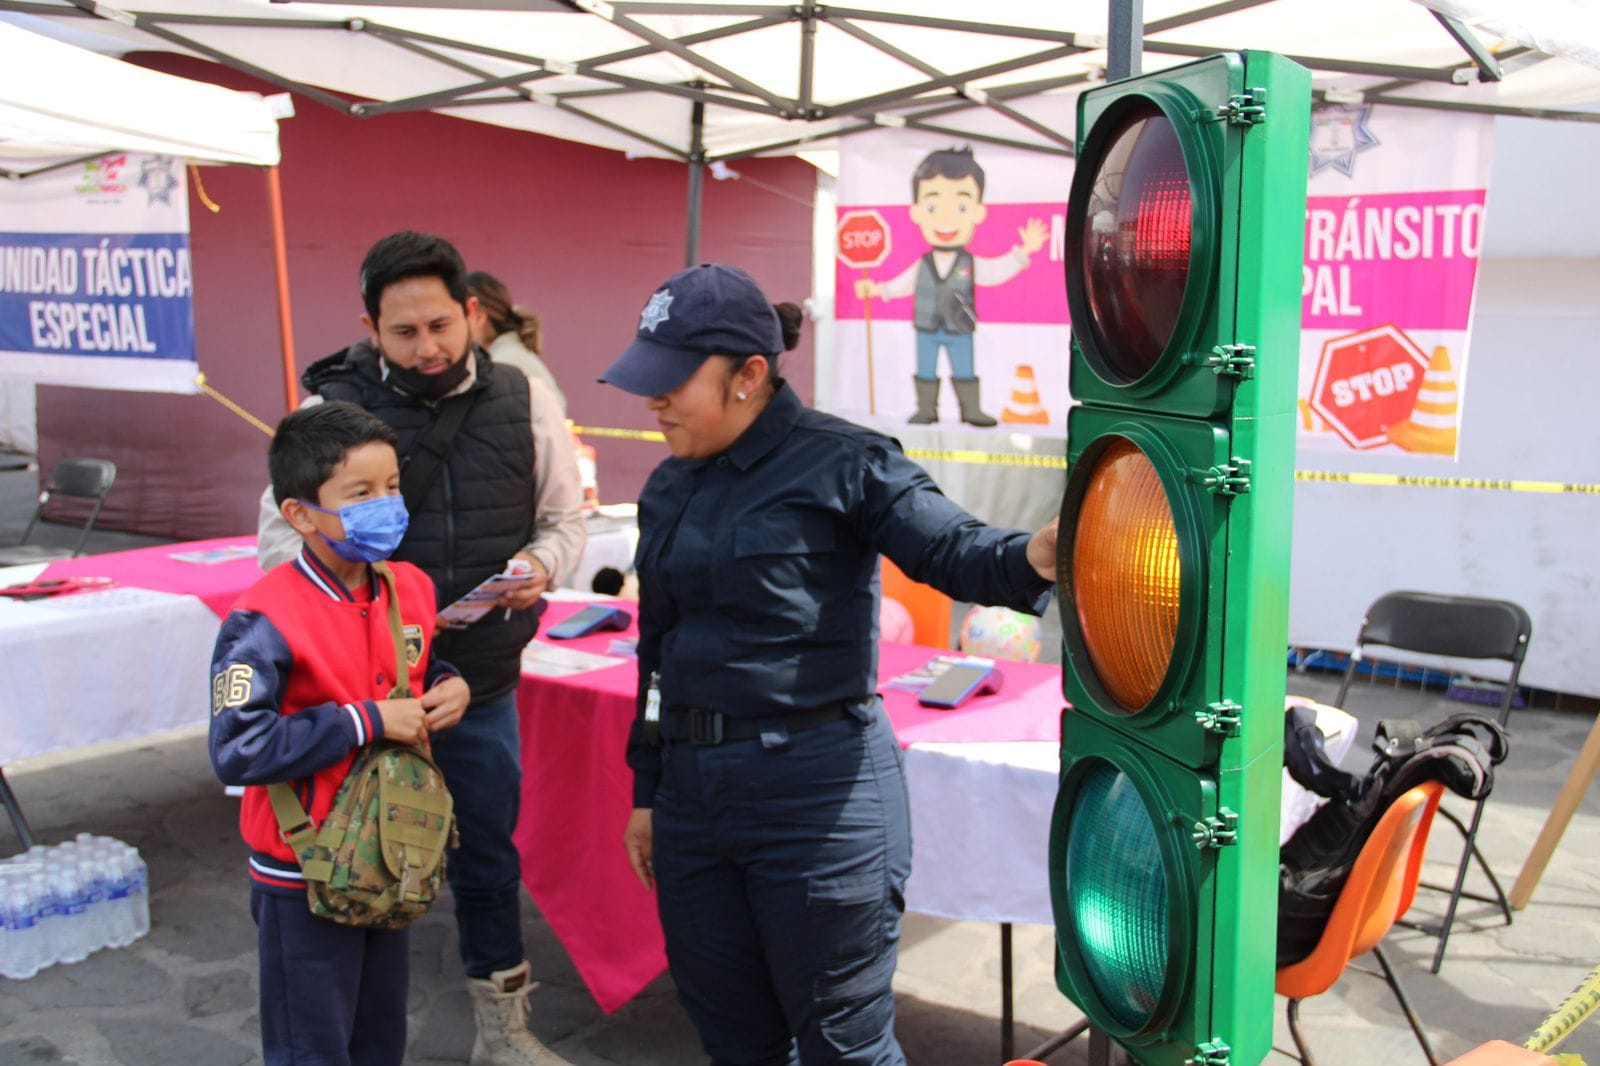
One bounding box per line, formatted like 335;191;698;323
902;701;1359;926
0;577;219;766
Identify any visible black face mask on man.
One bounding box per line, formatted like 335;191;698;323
384;354;471;402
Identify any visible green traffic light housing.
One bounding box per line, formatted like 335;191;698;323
1050;715;1218;1046
1050;49;1310;1066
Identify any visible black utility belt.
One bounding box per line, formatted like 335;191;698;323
659;703;853;746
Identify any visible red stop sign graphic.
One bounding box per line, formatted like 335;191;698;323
837;209;891;270
1309;324;1430;449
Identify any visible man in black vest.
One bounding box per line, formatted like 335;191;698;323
258;231;585;1065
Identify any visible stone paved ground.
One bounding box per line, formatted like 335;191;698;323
1;667;1596;1065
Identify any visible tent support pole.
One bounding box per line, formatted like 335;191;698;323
1107;0;1143;82
686;98;705;267
265;165;298;414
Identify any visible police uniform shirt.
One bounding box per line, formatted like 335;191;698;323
628;381;1051;805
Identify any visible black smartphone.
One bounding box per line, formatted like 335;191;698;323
917;663;1003;709
546;605;632;640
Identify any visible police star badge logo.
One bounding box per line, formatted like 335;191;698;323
138;156;181;205
1310;104;1379;178
639;290;673;332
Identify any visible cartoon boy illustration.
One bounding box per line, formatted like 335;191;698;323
857;145;1047;426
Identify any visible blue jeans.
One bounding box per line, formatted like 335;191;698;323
915;328;975;380
651;703;911;1066
429;689;524;978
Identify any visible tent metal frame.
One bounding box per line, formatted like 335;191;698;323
5;0;1597;171
6;0;1594;326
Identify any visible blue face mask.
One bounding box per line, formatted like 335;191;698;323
300;494;409;563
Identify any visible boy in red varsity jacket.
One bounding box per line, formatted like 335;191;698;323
210;402;469;1066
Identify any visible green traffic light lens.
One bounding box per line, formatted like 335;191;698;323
1064;759;1170;1031
1079;100;1192;383
1072;437;1180;712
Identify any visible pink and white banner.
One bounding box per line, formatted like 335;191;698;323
832;131;1072;435
1298;105;1492;460
833;106;1492;457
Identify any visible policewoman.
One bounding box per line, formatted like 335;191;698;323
600;263;1057;1066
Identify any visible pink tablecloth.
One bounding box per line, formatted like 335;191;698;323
41;536;262;619
512;599;1064;1014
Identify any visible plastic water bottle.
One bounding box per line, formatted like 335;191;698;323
26;873;53;970
76;858;108;955
103;850;135;950
126;846;150;941
1;879;42;980
0;878;12;978
2;877;43;973
47;865;87;964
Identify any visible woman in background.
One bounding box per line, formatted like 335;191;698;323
467;270;566;414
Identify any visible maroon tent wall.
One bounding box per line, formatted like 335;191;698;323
36;53;817;539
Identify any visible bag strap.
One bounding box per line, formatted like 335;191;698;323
267;560;415;857
372;560;412;699
400;392;477;515
267;780;322;861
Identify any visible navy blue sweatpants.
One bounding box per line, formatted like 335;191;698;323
251;887;410;1066
651;702;912;1066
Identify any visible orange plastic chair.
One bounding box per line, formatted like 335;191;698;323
880;556;954;648
1276;781;1446;1066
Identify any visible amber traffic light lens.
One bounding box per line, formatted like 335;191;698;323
1072;438;1180;711
1079;100;1192;383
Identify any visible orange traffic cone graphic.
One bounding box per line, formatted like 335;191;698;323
1386;345;1459;455
1000;363;1051;425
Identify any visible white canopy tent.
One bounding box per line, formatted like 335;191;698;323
0;19;280;177
1;0;1596;171
0;20;284;450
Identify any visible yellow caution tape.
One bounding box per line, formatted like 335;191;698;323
573;426;1600;492
1296;471;1600;495
571;426;1070;469
1526;963;1600;1055
572;425;666;443
903;447;1066;469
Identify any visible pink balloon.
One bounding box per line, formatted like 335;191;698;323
879;596;916;644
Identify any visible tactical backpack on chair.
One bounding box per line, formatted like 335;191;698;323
268;561;456;931
1276;710;1508;967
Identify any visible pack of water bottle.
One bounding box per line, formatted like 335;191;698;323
0;833;150;980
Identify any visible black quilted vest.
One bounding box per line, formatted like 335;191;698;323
305;341;542;700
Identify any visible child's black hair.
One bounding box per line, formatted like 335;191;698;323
358;230;472;325
269;402;399;506
910;145;986;201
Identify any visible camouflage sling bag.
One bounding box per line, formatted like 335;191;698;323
267;561;455;930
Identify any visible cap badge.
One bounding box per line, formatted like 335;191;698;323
639;290;673;332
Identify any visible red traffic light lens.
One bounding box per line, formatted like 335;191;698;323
1072;437;1180;712
1077;100;1192;383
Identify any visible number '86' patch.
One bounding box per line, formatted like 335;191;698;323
212;664;254;714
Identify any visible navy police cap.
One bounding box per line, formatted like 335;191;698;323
598;263;782;397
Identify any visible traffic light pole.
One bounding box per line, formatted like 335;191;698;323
1106;0;1143;81
1089;1027;1134;1065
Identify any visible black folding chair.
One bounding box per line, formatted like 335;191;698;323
1334;590;1532;973
0;457;117;565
